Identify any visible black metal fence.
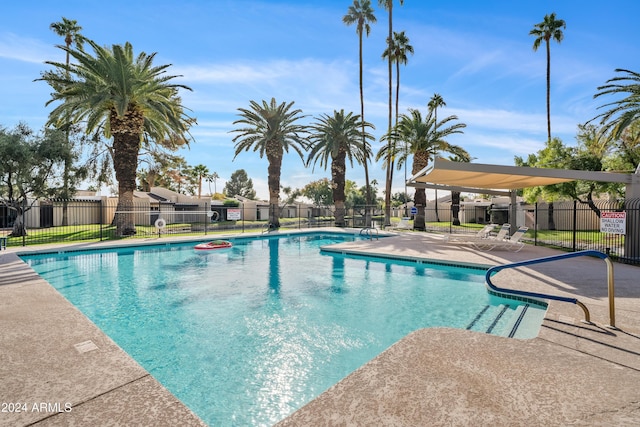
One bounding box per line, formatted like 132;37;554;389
2;198;639;265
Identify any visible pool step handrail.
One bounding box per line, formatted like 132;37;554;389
485;250;615;328
359;227;378;240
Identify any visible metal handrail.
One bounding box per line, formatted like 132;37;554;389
359;227;378;240
485;250;615;328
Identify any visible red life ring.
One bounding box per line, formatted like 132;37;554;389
194;240;232;250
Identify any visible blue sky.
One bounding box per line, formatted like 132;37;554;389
1;1;638;200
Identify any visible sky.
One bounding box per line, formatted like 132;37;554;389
1;0;639;200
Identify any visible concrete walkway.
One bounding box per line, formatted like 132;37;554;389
1;230;639;426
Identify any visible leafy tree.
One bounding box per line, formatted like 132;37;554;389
224;169;256;199
592;69;640;145
381;107;468;230
307;110;374;226
530;12;566;142
231;98;308;228
515;127;623;218
343;0;377;207
302;178;334;207
39;39;195;236
0;124;71;236
391;191;411;207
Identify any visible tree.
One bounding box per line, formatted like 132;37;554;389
382;108;468;230
39;39;195;236
231;98;308;228
307;110;374;226
391;191;411;207
530;12;566;142
427;93;447;221
515;127;622;218
223;169;256;199
592;69;640;146
0;124;71;236
206;171;220;196
49;17;86;226
382;30;414;220
302;178;333;207
378;0;405;226
447;154;472;225
342;0;377;209
192;164;209;199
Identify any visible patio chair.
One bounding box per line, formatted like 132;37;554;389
442;223;497;242
472;226;529;252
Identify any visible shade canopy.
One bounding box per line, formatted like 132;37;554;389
407;157;634;196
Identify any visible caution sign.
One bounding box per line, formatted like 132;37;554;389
600;211;626;235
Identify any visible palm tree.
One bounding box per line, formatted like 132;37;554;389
307;110;375;226
231;98;308;229
447;154;472;225
530;12;566;142
428;93;446;221
378;0;405;226
342;0;377;210
192;164;209;199
382;30;414;219
206;171;220;196
39;40;195;236
49;17;85;226
592;69;640;140
382;108;467;230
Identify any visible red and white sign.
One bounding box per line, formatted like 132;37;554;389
600;211;626;235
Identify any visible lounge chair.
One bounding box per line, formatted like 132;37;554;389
442;223;496;242
472;226;529;252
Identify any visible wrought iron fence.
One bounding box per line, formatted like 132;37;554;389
2;197;638;265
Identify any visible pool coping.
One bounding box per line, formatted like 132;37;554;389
2;228;640;425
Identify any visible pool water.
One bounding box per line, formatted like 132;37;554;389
22;233;545;426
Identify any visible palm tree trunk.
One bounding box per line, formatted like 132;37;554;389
332;154;347;227
112;132;140;236
452;191;461;225
359;29;372;225
384;2;394;226
546;40;551;142
267;152;282;228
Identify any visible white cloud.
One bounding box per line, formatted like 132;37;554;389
0;32;53;63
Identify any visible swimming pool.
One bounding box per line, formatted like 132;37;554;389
22;232;546;426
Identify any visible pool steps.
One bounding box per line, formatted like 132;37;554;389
466;303;544;339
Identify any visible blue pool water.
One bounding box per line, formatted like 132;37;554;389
22;232;545;426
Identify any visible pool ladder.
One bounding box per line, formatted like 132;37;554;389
485;250;616;328
359;227;379;240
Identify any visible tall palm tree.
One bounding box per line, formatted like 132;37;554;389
530;12;566;142
49;17;85;226
39;40;195;236
382;108;467;230
382;30;414;219
307;110;375;226
378;0;404;226
343;0;377;210
592;68;640;140
206;171;220;196
428;93;446;221
231;98;308;229
192;164;209;199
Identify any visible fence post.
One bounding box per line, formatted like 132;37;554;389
99;199;103;241
572;200;577;252
534;202;538;246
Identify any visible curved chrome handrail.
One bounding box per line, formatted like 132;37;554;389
485;250;615;328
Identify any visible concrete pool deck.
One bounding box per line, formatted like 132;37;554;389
1;229;639;426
